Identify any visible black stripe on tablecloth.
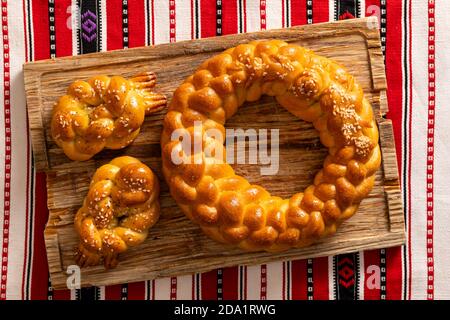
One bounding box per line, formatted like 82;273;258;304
379;0;388;300
194;0;200;39
26;0;34;60
285;0;290;27
380;0;387;56
77;0;102;54
239;266;244;300
121;284;128;300
380;249;387;299
122;0;129;48
355;252;361;299
307;0;313;24
335;253;358;300
238;0;244;33
286;261;291;300
77;286;100;300
48;0;56;57
146;280;151;300
217;268;223;300
334;0;360;20
216;0;222;36
197;273;201;300
47;276;53;300
145;0;151;45
307;259;313;300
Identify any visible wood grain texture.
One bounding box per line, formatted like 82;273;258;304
23;18;405;290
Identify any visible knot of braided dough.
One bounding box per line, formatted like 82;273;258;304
75;156;160;268
51;72;166;161
161;40;381;252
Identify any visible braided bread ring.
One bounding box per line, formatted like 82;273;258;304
51;72;167;161
161;40;381;251
75;156;160;268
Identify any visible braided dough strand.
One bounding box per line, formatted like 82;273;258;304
75;156;160;268
161;40;381;251
51;72;166;161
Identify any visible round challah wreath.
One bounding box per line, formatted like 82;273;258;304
161;40;381;251
51;72;166;161
75;156;160;268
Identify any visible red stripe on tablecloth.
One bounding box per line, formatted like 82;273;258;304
31;0;49;60
128;281;145;300
150;0;155;44
425;0;435;300
363;250;381;300
106;0;123;51
54;0;72;57
386;247;402;300
222;266;238;300
244;266;248;300
282;262;286;300
365;0;380;17
312;0;329;23
190;0;194;39
105;284;122;300
128;0;145;48
30;173;50;300
243;0;247;33
169;0;176;42
201;270;217;300
0;0;11;300
313;257;329;300
290;0;307;26
222;0;237;35
260;0;266;30
291;0;306;26
170;277;177;300
260;264;267;299
53;289;71;300
200;0;215;37
291;260;307;300
383;0;405;300
386;0;405;170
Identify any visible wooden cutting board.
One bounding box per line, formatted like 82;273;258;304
23;17;405;290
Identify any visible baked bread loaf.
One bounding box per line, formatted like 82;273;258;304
75;156;160;268
161;40;381;251
51;72;166;161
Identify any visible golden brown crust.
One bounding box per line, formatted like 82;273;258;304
74;156;160;268
51;72;166;161
161;40;381;251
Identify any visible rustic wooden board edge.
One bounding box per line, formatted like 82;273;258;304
24;17;381;172
44;228;63;274
46;229;405;290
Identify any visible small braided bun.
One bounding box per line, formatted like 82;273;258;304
161;40;381;252
75;156;160;268
51;72;166;161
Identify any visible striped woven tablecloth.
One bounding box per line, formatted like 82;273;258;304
1;0;448;300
